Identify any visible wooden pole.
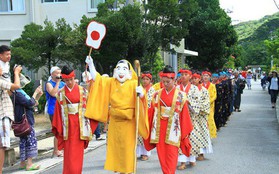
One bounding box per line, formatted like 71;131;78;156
85;47;93;90
133;60;141;174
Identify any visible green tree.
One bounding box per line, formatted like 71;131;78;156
140;0;196;72
11;19;73;76
184;0;238;71
69;1;192;74
264;28;279;67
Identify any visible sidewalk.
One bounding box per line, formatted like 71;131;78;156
3;127;106;174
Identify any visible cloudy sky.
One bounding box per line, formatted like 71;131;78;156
219;0;279;24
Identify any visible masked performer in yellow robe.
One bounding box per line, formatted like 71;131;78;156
85;56;149;174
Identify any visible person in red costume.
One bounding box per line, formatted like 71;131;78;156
152;71;164;91
137;71;155;161
144;65;193;174
52;65;98;174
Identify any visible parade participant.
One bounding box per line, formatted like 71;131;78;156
241;70;247;79
201;71;217;139
212;73;223;130
219;72;230;126
176;68;201;169
81;71;105;141
45;66;65;158
85;56;149;174
0;64;22;174
52;65;98;174
176;72;181;85
152;71;164;91
137;71;155;161
144;65;193;174
192;73;212;161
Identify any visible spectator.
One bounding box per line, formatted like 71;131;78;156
233;71;246;112
12;82;43;171
0;45;22;174
45;66;65;158
267;70;279;108
246;70;253;90
260;72;268;90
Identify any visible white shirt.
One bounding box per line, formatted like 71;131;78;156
270;77;278;90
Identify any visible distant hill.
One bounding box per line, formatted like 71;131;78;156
233;12;279;66
234;12;279;42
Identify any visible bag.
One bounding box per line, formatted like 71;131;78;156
11;114;32;137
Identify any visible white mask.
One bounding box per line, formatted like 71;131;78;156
113;61;132;83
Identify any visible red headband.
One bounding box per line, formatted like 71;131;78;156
179;69;192;75
161;73;175;78
61;71;75;79
192;73;201;79
159;71;163;77
141;73;152;79
202;71;211;76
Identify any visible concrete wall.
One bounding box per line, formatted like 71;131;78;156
0;0;31;44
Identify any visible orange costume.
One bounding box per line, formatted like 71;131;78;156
52;84;98;174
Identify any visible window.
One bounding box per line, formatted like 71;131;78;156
42;0;68;3
88;0;119;12
90;0;105;9
0;0;25;13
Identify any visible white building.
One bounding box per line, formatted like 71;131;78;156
0;0;108;45
0;0;197;79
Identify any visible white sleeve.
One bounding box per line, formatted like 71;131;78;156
85;56;97;80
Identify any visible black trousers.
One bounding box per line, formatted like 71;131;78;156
234;91;241;109
270;89;278;103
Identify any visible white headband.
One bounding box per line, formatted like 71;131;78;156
50;66;60;74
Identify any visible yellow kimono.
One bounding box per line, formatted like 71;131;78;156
85;73;149;173
152;82;163;91
207;83;217;138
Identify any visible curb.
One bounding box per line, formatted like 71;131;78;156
277;103;279;124
5;139;106;174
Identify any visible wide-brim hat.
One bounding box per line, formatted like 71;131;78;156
19;74;31;88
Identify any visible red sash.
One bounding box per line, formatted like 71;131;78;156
180;83;191;94
202;81;210;89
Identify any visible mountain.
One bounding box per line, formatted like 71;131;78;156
234;12;279;42
233;12;279;66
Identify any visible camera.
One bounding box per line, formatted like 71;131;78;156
13;64;21;70
55;76;62;79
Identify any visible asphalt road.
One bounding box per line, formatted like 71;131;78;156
40;80;279;174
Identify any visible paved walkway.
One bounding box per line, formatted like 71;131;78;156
4;80;279;174
3;127;106;174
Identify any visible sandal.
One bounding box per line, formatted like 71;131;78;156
141;155;149;161
177;163;186;170
26;164;40;171
52;151;64;158
190;162;196;167
19;165;26;170
196;154;204;161
96;137;105;141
